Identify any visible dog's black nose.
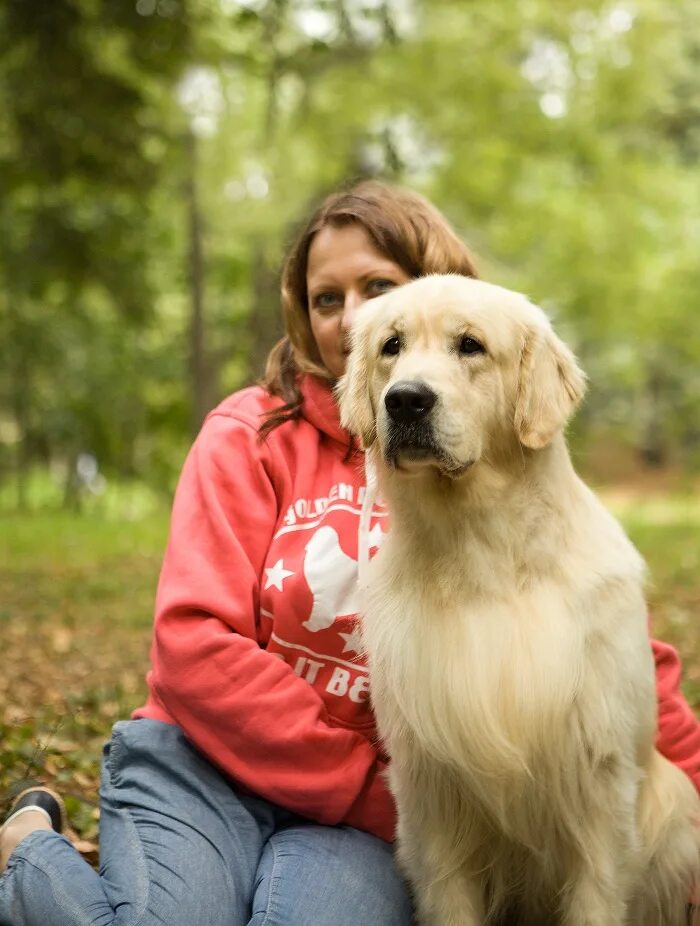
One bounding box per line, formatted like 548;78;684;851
384;381;437;423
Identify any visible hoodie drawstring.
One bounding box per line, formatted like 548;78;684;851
357;452;378;595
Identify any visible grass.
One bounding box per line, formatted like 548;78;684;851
0;490;698;846
600;489;700;710
0;510;169;843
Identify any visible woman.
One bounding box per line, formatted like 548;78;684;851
1;181;698;926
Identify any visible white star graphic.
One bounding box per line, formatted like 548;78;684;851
368;523;386;550
338;627;364;655
264;559;294;591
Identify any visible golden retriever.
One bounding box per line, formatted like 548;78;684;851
337;275;700;926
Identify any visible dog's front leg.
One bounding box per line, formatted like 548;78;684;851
397;831;484;926
391;761;485;926
560;872;628;926
413;871;484;926
557;782;636;926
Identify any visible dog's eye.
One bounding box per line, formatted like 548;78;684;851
381;336;401;357
458;336;485;356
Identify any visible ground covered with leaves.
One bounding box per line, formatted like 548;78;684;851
1;489;698;855
0;512;168;857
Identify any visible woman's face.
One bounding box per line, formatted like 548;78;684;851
306;223;410;378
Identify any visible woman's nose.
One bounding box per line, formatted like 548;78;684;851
341;291;364;331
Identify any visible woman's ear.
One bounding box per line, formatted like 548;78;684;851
514;323;587;450
336;319;377;449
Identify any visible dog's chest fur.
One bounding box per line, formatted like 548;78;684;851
366;558;586;776
360;480;655;856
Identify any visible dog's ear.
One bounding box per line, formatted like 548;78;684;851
336;319;377;449
514;323;587;450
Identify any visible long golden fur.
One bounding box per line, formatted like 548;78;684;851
337;275;700;926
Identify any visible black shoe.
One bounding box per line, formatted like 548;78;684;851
1;787;66;835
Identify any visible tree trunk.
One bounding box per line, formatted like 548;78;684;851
638;362;668;469
184;128;209;434
4;291;30;509
245;241;284;383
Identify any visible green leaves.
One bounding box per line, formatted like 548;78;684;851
1;0;700;490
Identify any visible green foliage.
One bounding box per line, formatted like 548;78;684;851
1;0;700;500
607;489;700;707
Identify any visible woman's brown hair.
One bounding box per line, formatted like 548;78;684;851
259;180;479;436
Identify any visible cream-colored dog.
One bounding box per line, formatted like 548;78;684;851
337;275;699;926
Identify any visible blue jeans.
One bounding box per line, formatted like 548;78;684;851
0;719;413;926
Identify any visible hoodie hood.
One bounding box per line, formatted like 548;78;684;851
300;374;352;447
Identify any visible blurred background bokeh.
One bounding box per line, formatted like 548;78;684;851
1;0;698;844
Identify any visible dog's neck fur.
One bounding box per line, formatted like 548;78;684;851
374;435;591;595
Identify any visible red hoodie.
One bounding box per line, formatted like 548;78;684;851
134;374;700;841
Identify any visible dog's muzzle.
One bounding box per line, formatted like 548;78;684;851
383;380;442;467
384;381;437;424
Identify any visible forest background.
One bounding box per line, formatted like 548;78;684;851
1;0;698;847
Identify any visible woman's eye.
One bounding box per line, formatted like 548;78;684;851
458;335;485;356
367;279;396;297
314;292;341;309
381;336;401;357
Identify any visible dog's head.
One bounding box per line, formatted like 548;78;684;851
337;274;586;478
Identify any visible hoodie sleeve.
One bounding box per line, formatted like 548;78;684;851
653;637;700;793
147;410;395;841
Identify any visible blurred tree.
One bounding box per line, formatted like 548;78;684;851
1;0;699;509
0;0;224;501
